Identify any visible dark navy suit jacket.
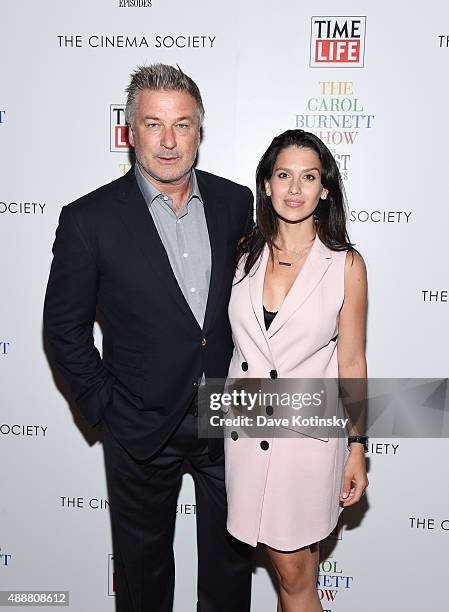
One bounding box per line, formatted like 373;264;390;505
43;166;253;460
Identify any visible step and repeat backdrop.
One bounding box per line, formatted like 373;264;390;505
1;1;449;610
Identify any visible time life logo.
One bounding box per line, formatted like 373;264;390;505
310;16;367;67
110;105;129;152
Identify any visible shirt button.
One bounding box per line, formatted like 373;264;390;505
260;440;270;451
163;195;169;201
190;287;196;293
183;252;189;258
231;431;239;441
201;338;207;347
241;361;248;372
192;381;198;389
270;369;278;379
266;405;273;416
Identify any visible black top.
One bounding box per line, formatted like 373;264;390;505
263;305;278;330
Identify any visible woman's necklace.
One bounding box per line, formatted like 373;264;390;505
274;235;316;267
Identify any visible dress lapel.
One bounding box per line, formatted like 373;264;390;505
248;245;271;343
266;234;333;339
114;168;201;329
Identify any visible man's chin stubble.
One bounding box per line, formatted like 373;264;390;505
139;160;193;185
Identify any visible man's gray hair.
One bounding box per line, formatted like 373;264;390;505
125;63;205;128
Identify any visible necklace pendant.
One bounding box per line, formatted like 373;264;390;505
278;260;292;266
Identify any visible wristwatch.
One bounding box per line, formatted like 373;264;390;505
347;436;369;452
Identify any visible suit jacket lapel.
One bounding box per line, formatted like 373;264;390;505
267;235;333;339
197;171;228;333
115;168;201;329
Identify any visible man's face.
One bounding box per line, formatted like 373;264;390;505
129;89;201;185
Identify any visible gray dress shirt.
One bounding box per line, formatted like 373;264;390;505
134;163;211;328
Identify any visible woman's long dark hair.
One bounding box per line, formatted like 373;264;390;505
237;129;357;278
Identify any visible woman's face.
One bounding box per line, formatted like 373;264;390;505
264;145;328;223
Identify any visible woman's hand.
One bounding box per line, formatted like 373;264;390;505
339;444;369;507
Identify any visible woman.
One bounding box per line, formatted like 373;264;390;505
224;129;369;611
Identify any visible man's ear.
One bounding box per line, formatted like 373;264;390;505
128;126;135;148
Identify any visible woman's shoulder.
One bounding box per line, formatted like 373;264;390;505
233;244;266;284
343;248;368;294
343;248;366;273
233;252;249;284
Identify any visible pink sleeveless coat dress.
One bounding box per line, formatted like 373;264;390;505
224;234;349;551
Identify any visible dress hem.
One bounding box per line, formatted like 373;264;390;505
227;508;343;552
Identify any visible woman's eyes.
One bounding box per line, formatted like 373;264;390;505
276;172;317;181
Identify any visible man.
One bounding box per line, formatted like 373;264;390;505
43;64;253;612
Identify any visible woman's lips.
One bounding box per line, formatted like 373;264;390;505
284;199;305;208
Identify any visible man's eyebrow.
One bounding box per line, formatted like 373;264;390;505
141;115;195;122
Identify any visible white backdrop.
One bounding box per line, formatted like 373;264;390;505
1;1;449;610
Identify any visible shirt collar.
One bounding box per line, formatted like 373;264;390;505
134;162;203;208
